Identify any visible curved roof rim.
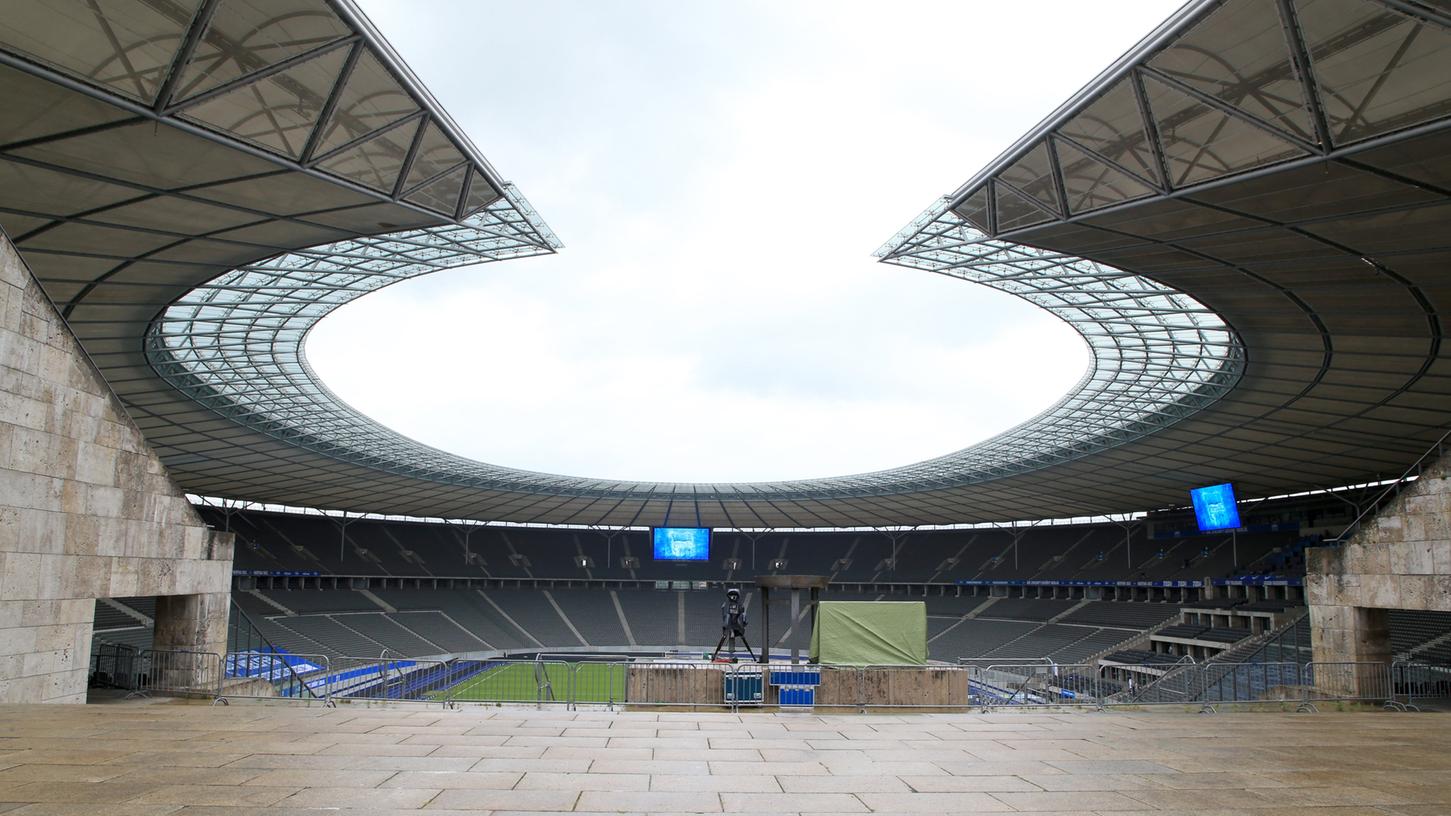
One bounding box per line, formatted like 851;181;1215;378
327;0;508;194
946;0;1215;207
144;204;1244;502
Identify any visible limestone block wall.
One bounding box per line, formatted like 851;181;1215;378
0;233;233;703
1307;448;1451;668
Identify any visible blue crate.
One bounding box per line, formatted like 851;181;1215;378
778;686;815;706
724;673;763;702
769;669;821;686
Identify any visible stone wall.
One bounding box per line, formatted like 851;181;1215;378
0;233;233;703
1307;449;1451;670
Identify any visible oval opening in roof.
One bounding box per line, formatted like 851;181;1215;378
306;258;1088;484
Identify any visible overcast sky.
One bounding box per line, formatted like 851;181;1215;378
306;0;1186;484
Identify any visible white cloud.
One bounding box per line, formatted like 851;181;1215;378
307;0;1182;483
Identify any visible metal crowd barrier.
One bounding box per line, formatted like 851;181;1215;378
1301;661;1393;707
622;660;733;708
1197;661;1304;708
91;642;139;689
568;660;627;710
198;654;1446;712
440;659;575;708
129;649;226;704
975;663;1099;708
317;656;447;703
856;664;964;708
1390;661;1451;710
224;651;331;704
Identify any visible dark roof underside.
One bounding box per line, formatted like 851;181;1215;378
1;0;1449;527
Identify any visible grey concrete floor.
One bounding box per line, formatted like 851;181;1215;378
0;701;1448;814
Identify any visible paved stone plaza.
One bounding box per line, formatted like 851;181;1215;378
0;702;1448;814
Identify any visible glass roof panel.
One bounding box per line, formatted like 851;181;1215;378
950;186;991;233
312;49;420;157
316;118;422;193
1057;76;1163;187
401;120;466;192
179;44;348;158
993;182;1052;231
996;141;1061;215
1053;137;1156;214
0;0;200;103
460;170;502;215
173;0;351;102
1297;0;1451;144
404;163;467;214
1149;0;1316;144
1143;72;1307;186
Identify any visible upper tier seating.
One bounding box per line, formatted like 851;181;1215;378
213;507;1306;584
1061;602;1179;629
977;598;1077;621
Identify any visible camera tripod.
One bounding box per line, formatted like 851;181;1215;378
710;627;758;662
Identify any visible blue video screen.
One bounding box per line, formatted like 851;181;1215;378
1190;483;1242;532
653;527;710;561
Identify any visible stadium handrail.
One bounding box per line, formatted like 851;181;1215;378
226;600;327;701
1116;654;1197;705
1328;426;1451;547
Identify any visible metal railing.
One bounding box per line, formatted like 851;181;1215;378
439;659;577;708
1114;654;1198;704
90;642;140;690
324;656;451;703
202;652;1445;712
625;661;733;708
224;651;331;703
1328;427;1451;546
1390;661;1451;710
128;649;226;703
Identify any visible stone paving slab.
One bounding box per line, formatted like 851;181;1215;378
0;703;1449;814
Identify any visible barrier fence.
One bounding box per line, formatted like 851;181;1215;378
444;659;576;707
224;651;331;702
90;642;139;690
131;649;226;702
1392;662;1451;709
189;652;1451;712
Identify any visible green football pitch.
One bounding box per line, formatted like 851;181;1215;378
435;661;627;704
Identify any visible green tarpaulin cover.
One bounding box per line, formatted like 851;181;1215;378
809;601;927;665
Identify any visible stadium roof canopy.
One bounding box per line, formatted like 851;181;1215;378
2;0;1450;529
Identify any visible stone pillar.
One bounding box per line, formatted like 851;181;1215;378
153;592;229;655
1309;604;1391;697
151;592;230;693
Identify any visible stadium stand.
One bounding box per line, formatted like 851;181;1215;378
270;616;378;658
485;590;581;647
929;619;1040;658
202;502;1346;665
352;614;450;655
263;589;379;614
548;589;630;648
984;624;1098;659
383;590;510;645
612;590;681;647
976;597;1078;621
388;611;488;654
1061;601;1181;629
682;591;727;649
1390;610;1451;663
